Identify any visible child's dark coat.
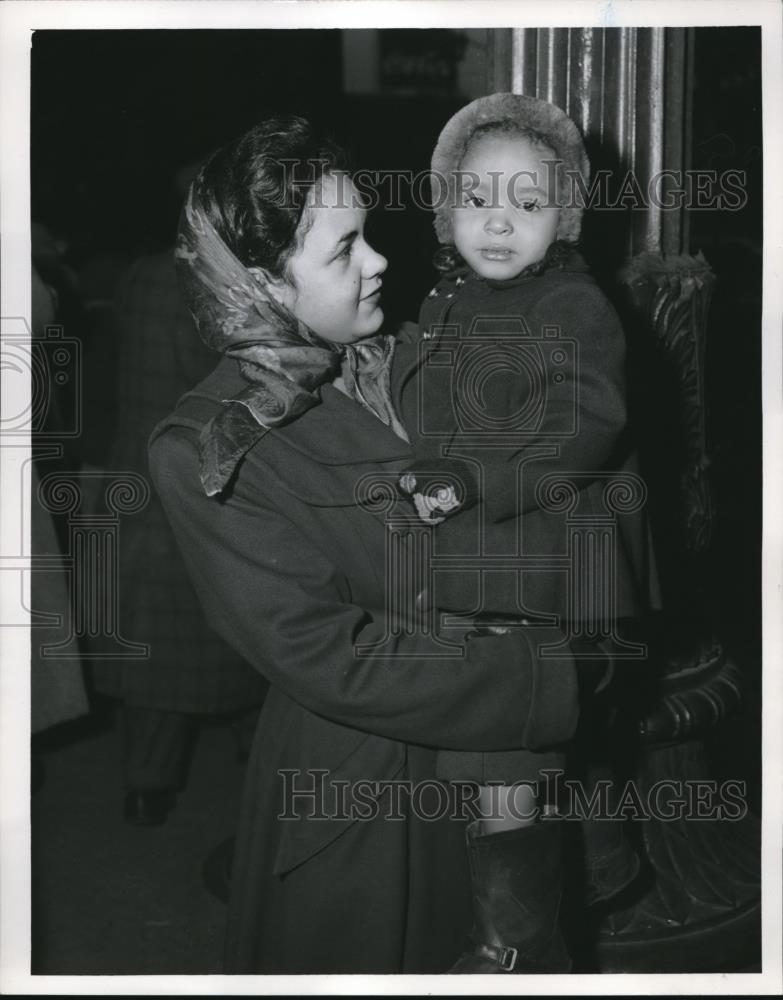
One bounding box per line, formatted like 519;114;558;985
393;259;658;781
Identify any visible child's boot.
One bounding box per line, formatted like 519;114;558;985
450;819;572;973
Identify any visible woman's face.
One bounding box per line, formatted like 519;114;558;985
272;173;388;344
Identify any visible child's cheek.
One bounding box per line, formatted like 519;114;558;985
452;211;470;254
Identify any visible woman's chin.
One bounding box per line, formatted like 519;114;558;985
360;305;385;335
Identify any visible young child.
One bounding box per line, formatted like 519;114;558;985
396;94;650;973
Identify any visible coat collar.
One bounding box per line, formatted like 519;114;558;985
187;356;413;468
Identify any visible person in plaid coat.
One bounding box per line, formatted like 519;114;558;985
92;248;267;824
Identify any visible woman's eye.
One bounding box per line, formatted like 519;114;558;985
337;244;353;260
466;195;487;208
519;199;541;213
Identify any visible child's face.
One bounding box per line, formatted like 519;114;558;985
269;172;388;345
452;133;561;280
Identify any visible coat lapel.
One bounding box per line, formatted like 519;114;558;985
184;358;413;522
174;353;425;525
277;382;412;466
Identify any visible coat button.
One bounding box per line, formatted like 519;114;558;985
456;276;466;287
428;288;438;298
445;292;454;299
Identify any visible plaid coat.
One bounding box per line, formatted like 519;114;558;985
91;252;266;712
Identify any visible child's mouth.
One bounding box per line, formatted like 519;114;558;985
480;247;514;261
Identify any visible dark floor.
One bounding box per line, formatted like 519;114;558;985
31;706;245;974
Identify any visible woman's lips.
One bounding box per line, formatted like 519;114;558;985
480;247;515;261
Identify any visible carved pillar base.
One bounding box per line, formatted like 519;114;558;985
583;255;761;972
593;641;760;972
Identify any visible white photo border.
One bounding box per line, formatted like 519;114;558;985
2;1;781;995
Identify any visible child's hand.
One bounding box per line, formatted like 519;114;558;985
398;460;478;525
407;483;461;525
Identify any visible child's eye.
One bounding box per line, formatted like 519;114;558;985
465;194;487;208
519;199;541;213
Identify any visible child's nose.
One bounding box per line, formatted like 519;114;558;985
484;212;513;235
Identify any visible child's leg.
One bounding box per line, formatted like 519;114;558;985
437;750;570;973
478;782;538;834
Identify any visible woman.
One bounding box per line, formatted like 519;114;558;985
149;116;579;974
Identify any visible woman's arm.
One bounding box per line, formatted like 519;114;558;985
150;427;578;753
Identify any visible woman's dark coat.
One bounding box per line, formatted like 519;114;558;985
149;357;580;974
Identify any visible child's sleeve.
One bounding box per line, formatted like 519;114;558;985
479;281;628;525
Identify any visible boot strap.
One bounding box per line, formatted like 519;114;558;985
473;943;519;971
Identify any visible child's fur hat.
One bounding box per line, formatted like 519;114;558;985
431;92;590;245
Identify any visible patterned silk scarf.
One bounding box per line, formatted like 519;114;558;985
175;179;407;496
341;339;409;445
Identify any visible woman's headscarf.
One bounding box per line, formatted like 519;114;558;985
175;180;408;497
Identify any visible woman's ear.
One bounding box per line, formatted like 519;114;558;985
247;266;295;309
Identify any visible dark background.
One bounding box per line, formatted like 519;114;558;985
31;29;469;327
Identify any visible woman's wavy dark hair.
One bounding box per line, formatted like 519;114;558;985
194;115;350;279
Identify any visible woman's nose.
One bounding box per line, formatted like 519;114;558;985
484;212;513;235
365;244;388;277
